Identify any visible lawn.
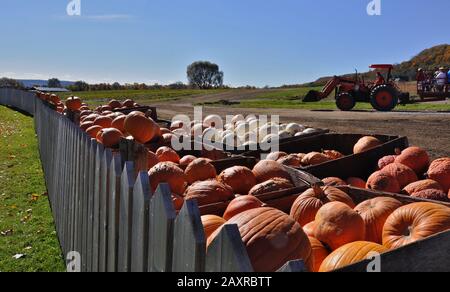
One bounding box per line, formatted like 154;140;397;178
0;106;65;272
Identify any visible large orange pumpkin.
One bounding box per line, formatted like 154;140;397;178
156;147;180;164
123;99;135;108
427;158;450;193
395;146;430;175
290;186;355;227
108;99;122;109
93;116;113;128
147;151;160;170
207;207;313;272
248;178;294;196
322;177;347;187
218;166;257;195
309;237;330;273
80;121;94;131
314;202;366;250
223;195;265;220
201;215;227;239
319;241;388;272
184;180;234;205
382;202;450;249
346;177;367;189
96;128;124;147
179;155;197;167
353;136;382;154
124;112;160;144
355;197;402;244
86;125;103;139
403;179;443;195
252;160;291;183
382;163;418;189
184;158;217;184
81;113;99;123
111;115;127;133
148;162;187;195
65;96;82;111
366;171;401;193
301;152;331;166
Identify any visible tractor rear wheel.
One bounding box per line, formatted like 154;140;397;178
370;85;398;111
336;93;356;111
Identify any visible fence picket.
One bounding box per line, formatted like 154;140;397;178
99;149;113;272
92;143;105;272
107;154;122;272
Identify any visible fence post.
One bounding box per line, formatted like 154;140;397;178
205;224;254;272
92;143;105;272
148;184;176;272
130;172;151;272
117;161;135;272
107;153;122;272
86;140;98;272
172;200;206;272
99;149;113;272
81;137;92;272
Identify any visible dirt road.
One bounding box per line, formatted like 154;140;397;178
153;97;450;158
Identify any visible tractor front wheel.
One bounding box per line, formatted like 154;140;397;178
336;93;356;111
370;85;399;111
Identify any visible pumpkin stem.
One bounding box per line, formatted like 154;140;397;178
312;184;323;197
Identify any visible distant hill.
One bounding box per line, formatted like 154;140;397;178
303;44;450;87
18;79;75;88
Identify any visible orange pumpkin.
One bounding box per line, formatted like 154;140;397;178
96;128;124;147
108;99;122;109
266;151;288;161
184;158;217;184
277;155;302;167
201;215;227;239
147;151;160;170
314;202;366;250
427;158;450;192
248;178;294;196
382;202;450;249
86;125;103;139
148;162;187;195
353;136;382;154
65;96;82;111
290;186;355;227
156;147;180;164
323;150;344;160
319;241;388;272
322;177;347;187
124;112;160;144
395;146;430;175
111;115;127;133
81;114;99;123
378;155;397;170
223;195;265;220
403;179;444;195
309;237;330;272
411;189;449;202
179;155;197;167
366;171;401;193
303;221;316;238
218;166;256;195
355;197;402;244
346;177;367;189
123;99;135;108
80;121;94;131
172;194;184;211
382;163;418;189
252;160;292;183
93;116;113;128
301;152;331;166
208;207;313;272
184;180;234;206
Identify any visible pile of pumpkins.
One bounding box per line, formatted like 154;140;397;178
170;114;322;148
202;184;450;272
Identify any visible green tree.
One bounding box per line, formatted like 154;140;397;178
68;81;90;91
0;77;24;89
187;61;224;89
48;78;62;88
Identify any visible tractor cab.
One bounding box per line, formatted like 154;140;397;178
369;64;394;85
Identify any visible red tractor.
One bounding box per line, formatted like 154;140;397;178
303;64;410;111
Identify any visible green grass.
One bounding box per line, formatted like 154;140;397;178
0;106;65;272
59;88;230;106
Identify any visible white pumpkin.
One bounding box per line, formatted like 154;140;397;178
203;114;223;129
286;123;305;135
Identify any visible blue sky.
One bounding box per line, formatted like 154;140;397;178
0;0;448;86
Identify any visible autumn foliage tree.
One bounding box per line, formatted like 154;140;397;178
187;61;224;89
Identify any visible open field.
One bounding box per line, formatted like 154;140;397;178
0;106;64;272
59;87;450;112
